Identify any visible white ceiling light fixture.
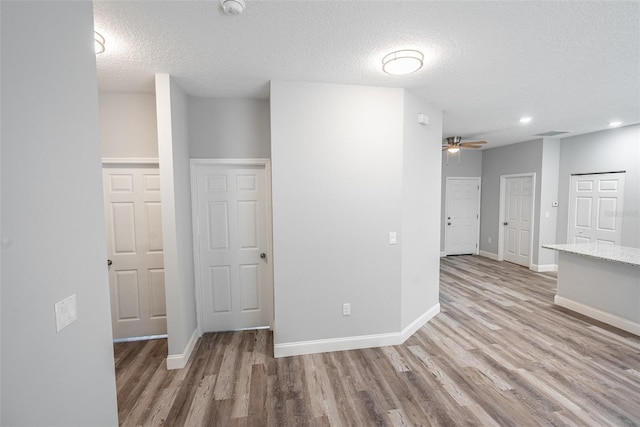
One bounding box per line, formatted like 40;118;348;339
221;0;245;16
447;147;460;153
382;49;424;75
94;31;105;54
608;121;623;127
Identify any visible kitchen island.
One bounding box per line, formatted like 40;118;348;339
543;243;640;336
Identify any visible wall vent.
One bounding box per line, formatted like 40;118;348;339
534;130;571;137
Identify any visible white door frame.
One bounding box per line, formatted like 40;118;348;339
566;171;626;245
190;158;274;336
444;177;481;255
497;172;536;268
102;157;166;341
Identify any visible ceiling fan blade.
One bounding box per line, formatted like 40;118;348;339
462;140;487;145
460;144;483;149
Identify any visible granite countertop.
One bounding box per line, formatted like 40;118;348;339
542;243;640;267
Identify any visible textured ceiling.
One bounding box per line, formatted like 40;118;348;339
94;0;640;148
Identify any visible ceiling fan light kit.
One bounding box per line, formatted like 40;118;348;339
442;136;487;164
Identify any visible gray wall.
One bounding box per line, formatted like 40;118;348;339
189;97;271;158
440;150;483;254
1;1;118;424
557;124;640;248
401;92;442;328
538;139;561;266
270;81;442;346
271;81;404;343
156;75;198;358
99;93;159;158
480;139;543;262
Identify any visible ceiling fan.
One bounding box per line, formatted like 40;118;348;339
442;136;487;153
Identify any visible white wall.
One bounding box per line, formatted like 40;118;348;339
271;82;404;346
189;98;270;158
155;74;198;367
1;1;118;425
401;92;442;329
557;124;640;248
99;93;159;158
440;150;483;254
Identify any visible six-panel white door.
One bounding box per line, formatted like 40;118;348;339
103;166;167;339
445;178;481;255
568;172;625;245
194;163;271;332
503;176;533;267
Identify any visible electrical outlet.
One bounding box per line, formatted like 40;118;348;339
55;294;78;332
342;303;351;316
488;237;492;243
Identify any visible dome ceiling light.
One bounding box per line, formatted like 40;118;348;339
382;50;424;75
94;31;105;54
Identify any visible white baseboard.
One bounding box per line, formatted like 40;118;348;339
440;251;446;257
479;250;498;261
401;303;440;342
555;296;640;336
274;303;440;358
531;263;557;273
166;328;199;370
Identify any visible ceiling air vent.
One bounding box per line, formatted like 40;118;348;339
534;131;571;137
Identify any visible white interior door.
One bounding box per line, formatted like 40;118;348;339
445;177;480;255
193;162;272;332
568;172;625;245
103;166;167;340
502;175;533;267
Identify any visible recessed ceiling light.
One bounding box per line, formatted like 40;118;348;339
94;31;105;54
382;50;424;75
608;121;623;127
519;117;532;124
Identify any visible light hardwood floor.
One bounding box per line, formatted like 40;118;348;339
114;255;640;426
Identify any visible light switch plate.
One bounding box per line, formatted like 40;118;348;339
55;294;78;332
389;232;397;245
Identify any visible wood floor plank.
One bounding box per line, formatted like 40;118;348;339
114;255;640;426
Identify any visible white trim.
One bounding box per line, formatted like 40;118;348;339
274;303;440;358
555;296;640;336
113;334;167;343
166;328;199;370
190;158;274;336
400;303;440;342
531;263;557;273
498;173;536;268
102;157;159;165
440;251;446;257
479;250;499;261
444;177;481;256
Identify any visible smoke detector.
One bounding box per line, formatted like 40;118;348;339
221;0;245;15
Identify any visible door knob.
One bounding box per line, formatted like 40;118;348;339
107;259;113;267
260;253;267;259
503;222;508;226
